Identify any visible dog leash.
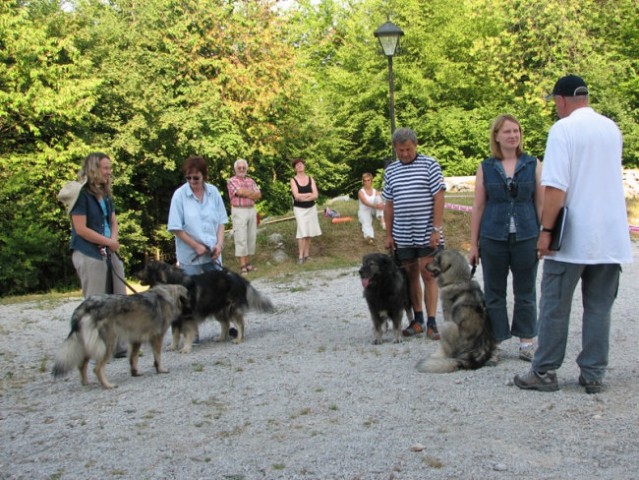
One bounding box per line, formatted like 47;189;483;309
102;248;138;294
470;262;477;278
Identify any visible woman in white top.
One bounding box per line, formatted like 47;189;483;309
357;172;385;243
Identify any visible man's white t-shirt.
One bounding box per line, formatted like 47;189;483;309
542;107;632;264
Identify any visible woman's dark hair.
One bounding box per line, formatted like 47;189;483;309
182;156;208;179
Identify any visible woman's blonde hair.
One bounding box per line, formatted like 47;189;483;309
79;152;112;197
362;172;373;181
490;114;523;159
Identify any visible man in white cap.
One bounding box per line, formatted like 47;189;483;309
514;75;633;393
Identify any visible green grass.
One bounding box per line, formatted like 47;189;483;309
223;196;477;281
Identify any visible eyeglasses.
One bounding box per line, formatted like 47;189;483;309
362;178;372;182
506;177;518;198
185;175;202;181
236;166;247;170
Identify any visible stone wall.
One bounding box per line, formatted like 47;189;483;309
446;169;639;198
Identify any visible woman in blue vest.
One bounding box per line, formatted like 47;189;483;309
68;152;128;358
469;114;543;362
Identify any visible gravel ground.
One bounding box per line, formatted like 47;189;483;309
1;242;638;480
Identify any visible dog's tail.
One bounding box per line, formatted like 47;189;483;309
415;356;460;374
51;331;87;378
52;309;105;378
246;285;274;313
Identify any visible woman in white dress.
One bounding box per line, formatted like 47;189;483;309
357;172;385;243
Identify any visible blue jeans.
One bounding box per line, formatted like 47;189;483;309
180;261;222;276
479;235;538;342
532;261;621;382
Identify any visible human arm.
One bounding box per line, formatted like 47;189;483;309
306;178;319;201
70;192;121;252
71;214;120;252
533;159;544;224
429;188;445;248
229;177;262;202
537;186;566;257
468;165;485;266
239;188;262;201
383;200;395;251
210;223;225;260
358;188;383;209
171;230;210;258
290;177;318;202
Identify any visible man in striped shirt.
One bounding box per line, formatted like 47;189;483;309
382;128;446;340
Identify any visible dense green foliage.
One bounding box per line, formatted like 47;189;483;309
1;0;638;294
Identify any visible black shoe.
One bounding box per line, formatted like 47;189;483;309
579;374;605;394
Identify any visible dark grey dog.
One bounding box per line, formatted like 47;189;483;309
136;261;274;353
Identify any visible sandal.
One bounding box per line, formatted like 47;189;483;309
245;264;257;272
240;266;249;276
402;320;424;337
426;324;441;341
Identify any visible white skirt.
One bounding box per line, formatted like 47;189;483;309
294;205;322;239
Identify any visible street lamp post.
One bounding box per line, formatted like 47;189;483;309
374;20;404;160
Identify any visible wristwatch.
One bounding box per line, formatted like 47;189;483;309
540;226;553;233
433;226;444;233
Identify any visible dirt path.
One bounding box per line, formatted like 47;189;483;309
1;243;638;479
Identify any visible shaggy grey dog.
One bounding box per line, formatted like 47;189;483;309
416;249;496;373
52;284;188;389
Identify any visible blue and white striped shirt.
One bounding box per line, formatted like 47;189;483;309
382;154;445;247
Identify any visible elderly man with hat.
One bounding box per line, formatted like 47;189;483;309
514;75;633;394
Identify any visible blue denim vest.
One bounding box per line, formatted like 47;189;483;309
480;154;539;241
69;188;114;260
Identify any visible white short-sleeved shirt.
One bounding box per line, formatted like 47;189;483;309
168;182;229;266
542;107;632;264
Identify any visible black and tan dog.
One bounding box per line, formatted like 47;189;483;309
359;253;413;344
136;261;274;353
52;284;188;389
416;249;496;373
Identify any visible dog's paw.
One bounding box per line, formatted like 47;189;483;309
179;346;192;354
